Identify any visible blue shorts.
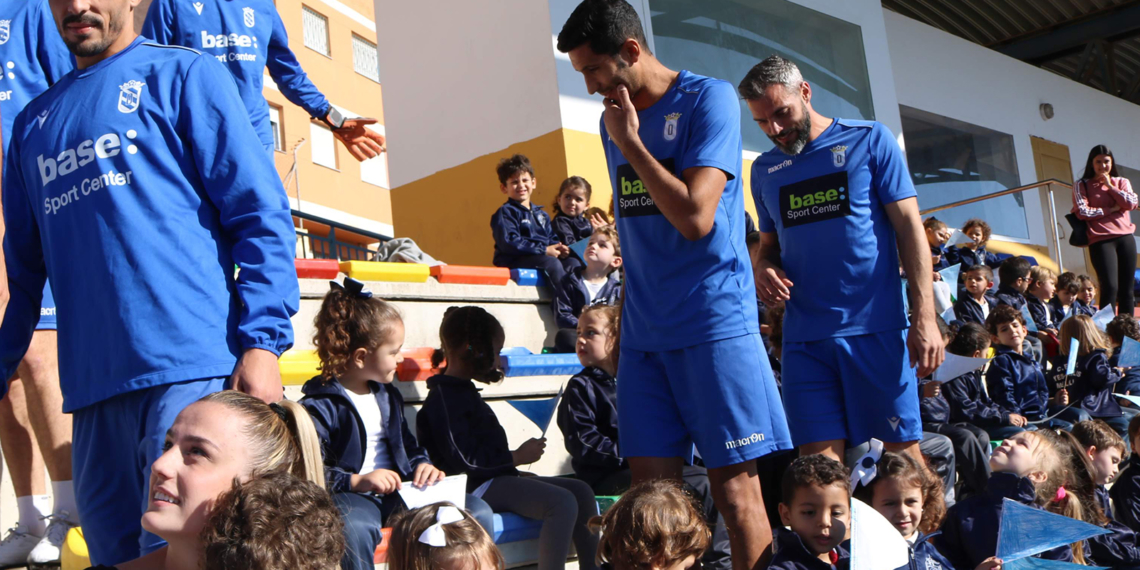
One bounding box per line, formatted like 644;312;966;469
617;334;792;468
782;328;921;446
35;281;56;331
72;378;226;566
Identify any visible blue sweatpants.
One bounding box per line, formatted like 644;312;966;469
73;378;226;565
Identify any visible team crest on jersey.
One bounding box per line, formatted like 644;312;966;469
831;145;847;168
117;80;145;114
663;112;681;141
0;20;11;45
193;2;204;15
243;7;256;27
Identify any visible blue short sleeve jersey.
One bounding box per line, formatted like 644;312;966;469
751;120;916;343
0;38;300;411
141;0;329;148
0;0;73;151
600;70;757;351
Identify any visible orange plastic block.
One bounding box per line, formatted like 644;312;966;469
373;528;393;563
430;265;511;285
397;347;443;382
294;259;340;279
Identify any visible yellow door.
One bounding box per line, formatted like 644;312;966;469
1031;137;1087;276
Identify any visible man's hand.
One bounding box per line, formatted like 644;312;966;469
412;463;445;488
908;313;945;378
754;259;793;305
1008;413;1027;427
332;118;386;162
602;85;640;153
351;469;403;494
231;348;283;403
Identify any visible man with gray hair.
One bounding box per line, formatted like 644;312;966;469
742;55;943;465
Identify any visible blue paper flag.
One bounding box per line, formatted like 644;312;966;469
939;263;962;301
1120;336;1140;368
1005;558;1108;570
569;239;590;263
506;387;564;436
940;305;957;324
1093;304;1115;331
996;498;1110;562
1021;304;1038;333
1066;337;1080;376
901;279;910;314
948;229;975;247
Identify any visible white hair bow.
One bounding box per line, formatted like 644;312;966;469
417;506;465;547
850;438;884;492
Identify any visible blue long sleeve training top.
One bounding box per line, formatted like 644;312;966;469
0;38;300;411
141;0;330;148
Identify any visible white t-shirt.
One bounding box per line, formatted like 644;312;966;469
584;280;606;303
345;388;395;472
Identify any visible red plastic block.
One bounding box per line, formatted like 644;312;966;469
294;259;340;279
430;265;511;285
397;347;444;382
373;528;393;563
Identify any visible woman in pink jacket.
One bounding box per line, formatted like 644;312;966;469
1073;145;1139;315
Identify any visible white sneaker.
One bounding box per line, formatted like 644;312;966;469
26;511;76;567
0;525;42;569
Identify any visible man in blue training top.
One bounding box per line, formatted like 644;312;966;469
0;1;79;566
558;2;793;568
141;0;385;161
0;0;299;565
744;56;944;465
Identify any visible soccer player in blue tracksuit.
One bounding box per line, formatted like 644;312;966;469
558;2;792;567
744;55;942;475
0;1;299;565
0;1;77;565
141;0;384;160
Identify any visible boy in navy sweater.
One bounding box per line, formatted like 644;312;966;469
1051;272;1095;319
984;306;1065;428
1025;266;1060;336
995;257;1045;362
770;455;850;570
1107;315;1140;400
954;265;996;326
1071;420;1140;568
941;324;1028;441
552;226;623;353
490;154;574;295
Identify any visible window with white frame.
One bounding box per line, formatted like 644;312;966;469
352;35;380;82
310;122;337;169
302;6;330;56
268;104;284;152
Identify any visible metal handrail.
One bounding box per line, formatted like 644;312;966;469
918;177;1075;273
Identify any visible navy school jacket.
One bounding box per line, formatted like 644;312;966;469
554;269;622;329
552;213;593;247
768;528;849;570
299;377;431;494
1089;519;1140;567
945;244;1002;271
944;369;1011;429
935;472;1072;569
1026;295;1059;331
1111;453;1140;533
910;531;955;570
985;344;1049;418
555;367;624;487
932;244;950;272
1045;349;1122;418
416;375;518;492
1049;297;1096;320
919;377;950;425
994;283;1027;311
490;199;558;268
953;295;996;327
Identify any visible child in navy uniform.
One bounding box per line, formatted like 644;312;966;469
551;176;606;247
1025;266;1060;340
490;155;574;294
1080;275;1100;312
946;218;1002;298
552;226;623;353
925;217;953;272
993;257;1045;362
1051;272;1095;319
941;323;1028;441
1111;416;1140;532
1107;315;1140;401
984;306;1064;428
953;265;996;326
770;455;850;570
555;304;731;569
299;279;493;570
851;451;955;570
416;306;600;570
1045;315;1127;434
1072;420;1125;520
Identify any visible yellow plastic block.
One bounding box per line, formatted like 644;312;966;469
339;261;430;283
280;349;320;386
61;527;90;570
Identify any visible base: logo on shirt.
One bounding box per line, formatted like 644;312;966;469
778;171;851;228
615;159;672;218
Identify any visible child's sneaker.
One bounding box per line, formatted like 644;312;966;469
0;525;42;568
26;511;76;568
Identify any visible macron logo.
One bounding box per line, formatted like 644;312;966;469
888;417;901;432
36;110;49;129
193;2;204;14
767;159;793;174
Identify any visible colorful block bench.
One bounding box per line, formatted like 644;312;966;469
431;265;512;285
500;347;582;377
510;268;548;287
294;258;340;279
280;349;320;386
339;260;431;283
397;347;442;381
373;527;394;563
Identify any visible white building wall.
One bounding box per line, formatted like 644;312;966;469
884;9;1140;248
